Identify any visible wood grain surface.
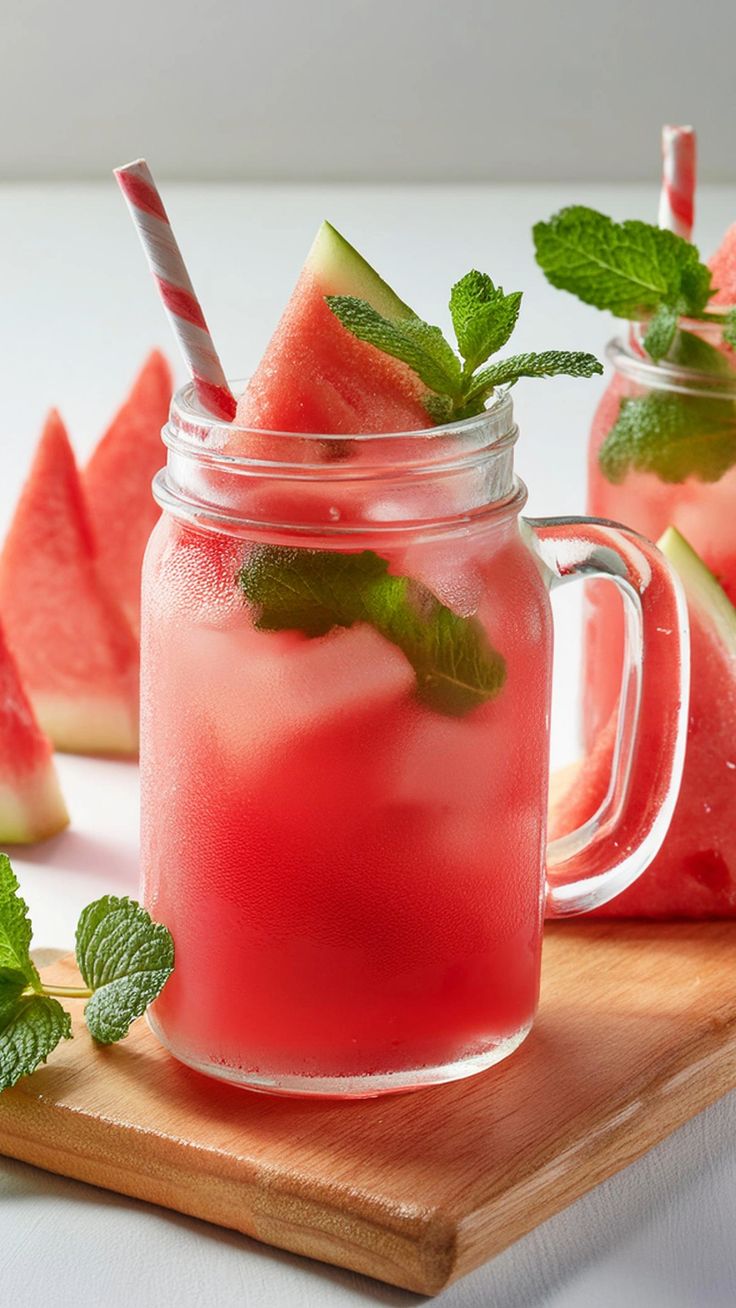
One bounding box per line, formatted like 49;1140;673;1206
1;921;734;1295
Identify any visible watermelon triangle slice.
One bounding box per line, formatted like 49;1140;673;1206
236;222;430;434
83;349;172;634
0;616;68;842
0;411;139;756
551;527;736;916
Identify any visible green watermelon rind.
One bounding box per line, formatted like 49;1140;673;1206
658;526;736;652
307;221;415;322
0;767;69;844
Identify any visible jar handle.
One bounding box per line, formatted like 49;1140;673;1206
526;516;689;917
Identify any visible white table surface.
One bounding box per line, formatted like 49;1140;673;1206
1;182;736;1307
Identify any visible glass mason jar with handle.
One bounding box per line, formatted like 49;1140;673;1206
585;319;736;746
140;382;688;1098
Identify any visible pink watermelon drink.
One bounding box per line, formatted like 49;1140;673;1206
143;472;552;1088
137;219;686;1095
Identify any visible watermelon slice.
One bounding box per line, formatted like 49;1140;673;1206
84;350;172;633
551;527;736;916
0;411;139;756
236;221;430;435
0;617;68;842
708;223;736;306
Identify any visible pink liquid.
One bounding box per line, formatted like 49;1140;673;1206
585;373;736;745
140;492;552;1090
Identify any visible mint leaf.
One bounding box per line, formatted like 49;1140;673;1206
533;207;711;319
326;268;600;425
422;393;454;424
599;392;736;484
76;896;174;1044
724;310;736;350
0;857;174;1091
679;254;714;318
643;305;679;363
449;272;522;372
667;328;736;376
0;988;71;1091
464;350;602;410
325;297;463;398
238;545;506;716
0;853;40;991
0;856;71;1089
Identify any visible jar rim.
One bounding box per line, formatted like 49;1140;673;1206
607;336;736;399
165;379;516;470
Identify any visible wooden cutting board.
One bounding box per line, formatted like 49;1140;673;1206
1;921;735;1295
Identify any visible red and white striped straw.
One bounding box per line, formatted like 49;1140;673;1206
658;125;696;241
114;158;237;421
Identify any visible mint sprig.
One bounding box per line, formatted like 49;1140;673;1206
533;207;713;320
238;545;506;716
534;205;736;485
326;269;601;423
0;854;173;1091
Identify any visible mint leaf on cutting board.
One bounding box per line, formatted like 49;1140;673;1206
0;854;71;1089
237;545;507;716
0;853;174;1091
76;896;175;1044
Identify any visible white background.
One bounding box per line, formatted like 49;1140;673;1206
1;0;735;183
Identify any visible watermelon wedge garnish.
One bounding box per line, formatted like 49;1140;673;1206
552;527;736;916
236;221;430;435
84;350;172;633
0;616;68;842
0;411;139;756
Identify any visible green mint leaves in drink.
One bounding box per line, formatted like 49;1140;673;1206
326;268;602;423
0;853;173;1091
238;545;507;716
599;393;736;485
533;205;736;484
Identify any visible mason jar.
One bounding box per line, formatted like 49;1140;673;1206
140;382;687;1097
585;317;736;746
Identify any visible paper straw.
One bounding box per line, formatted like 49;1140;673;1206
115;158;236;421
658;125;696;241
